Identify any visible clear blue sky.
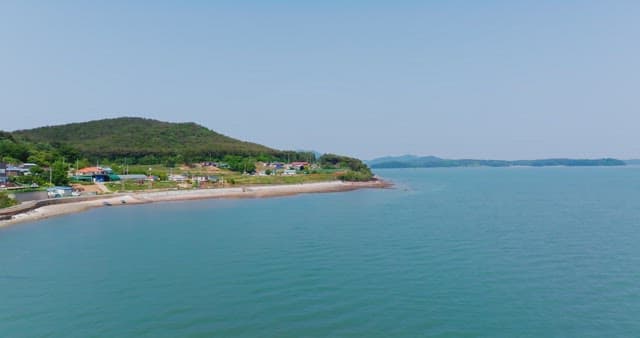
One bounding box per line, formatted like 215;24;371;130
1;1;639;160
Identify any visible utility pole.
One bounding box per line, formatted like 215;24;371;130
49;167;52;185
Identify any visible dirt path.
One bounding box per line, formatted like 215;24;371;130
95;182;111;193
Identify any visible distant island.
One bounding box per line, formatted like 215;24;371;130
367;155;627;169
624;159;640;166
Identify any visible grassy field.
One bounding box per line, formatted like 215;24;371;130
103;172;338;192
110;164;232;177
104;174;336;192
104;180;179;192
225;173;337;185
99;164;341;192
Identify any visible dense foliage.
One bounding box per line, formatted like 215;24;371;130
10;117;313;164
369;156;626;169
222;155;257;174
2;118;314;166
319;154;373;181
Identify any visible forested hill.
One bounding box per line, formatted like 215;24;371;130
368;155;626;168
7;117;307;163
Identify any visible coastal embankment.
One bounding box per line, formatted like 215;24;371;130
0;180;390;228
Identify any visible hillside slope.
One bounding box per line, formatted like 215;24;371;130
12;117;280;160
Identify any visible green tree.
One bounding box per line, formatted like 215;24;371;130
319;153;373;181
0;191;17;209
1;156;20;164
51;160;70;186
0;139;30;162
27;150;54;166
243;159;256;174
12;165;47;186
75;158;91;170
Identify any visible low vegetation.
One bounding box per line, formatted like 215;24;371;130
104;180;180;192
0;191;17;209
225;173;337;185
319;154;374;181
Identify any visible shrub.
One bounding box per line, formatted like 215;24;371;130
0;191;18;209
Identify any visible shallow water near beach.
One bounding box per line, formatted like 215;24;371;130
1;167;640;337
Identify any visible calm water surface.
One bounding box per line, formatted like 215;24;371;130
1;167;640;337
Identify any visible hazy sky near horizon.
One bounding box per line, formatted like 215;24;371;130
1;1;639;160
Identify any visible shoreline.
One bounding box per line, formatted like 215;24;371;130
0;180;391;228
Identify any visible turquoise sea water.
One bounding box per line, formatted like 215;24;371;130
1;167;640;337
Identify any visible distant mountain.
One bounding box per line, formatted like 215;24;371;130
624;159;640;165
367;155;427;166
9;117;308;162
368;155;626;168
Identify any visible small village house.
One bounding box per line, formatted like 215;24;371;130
5;164;31;177
193;176;208;183
73;166;119;183
168;174;187;182
289;162;309;170
76;166;106;175
117;174;148;182
21;163;38;170
0;163;7;184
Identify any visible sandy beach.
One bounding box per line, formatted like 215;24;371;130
0;180;390;228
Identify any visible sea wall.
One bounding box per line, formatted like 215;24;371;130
0;195;117;219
